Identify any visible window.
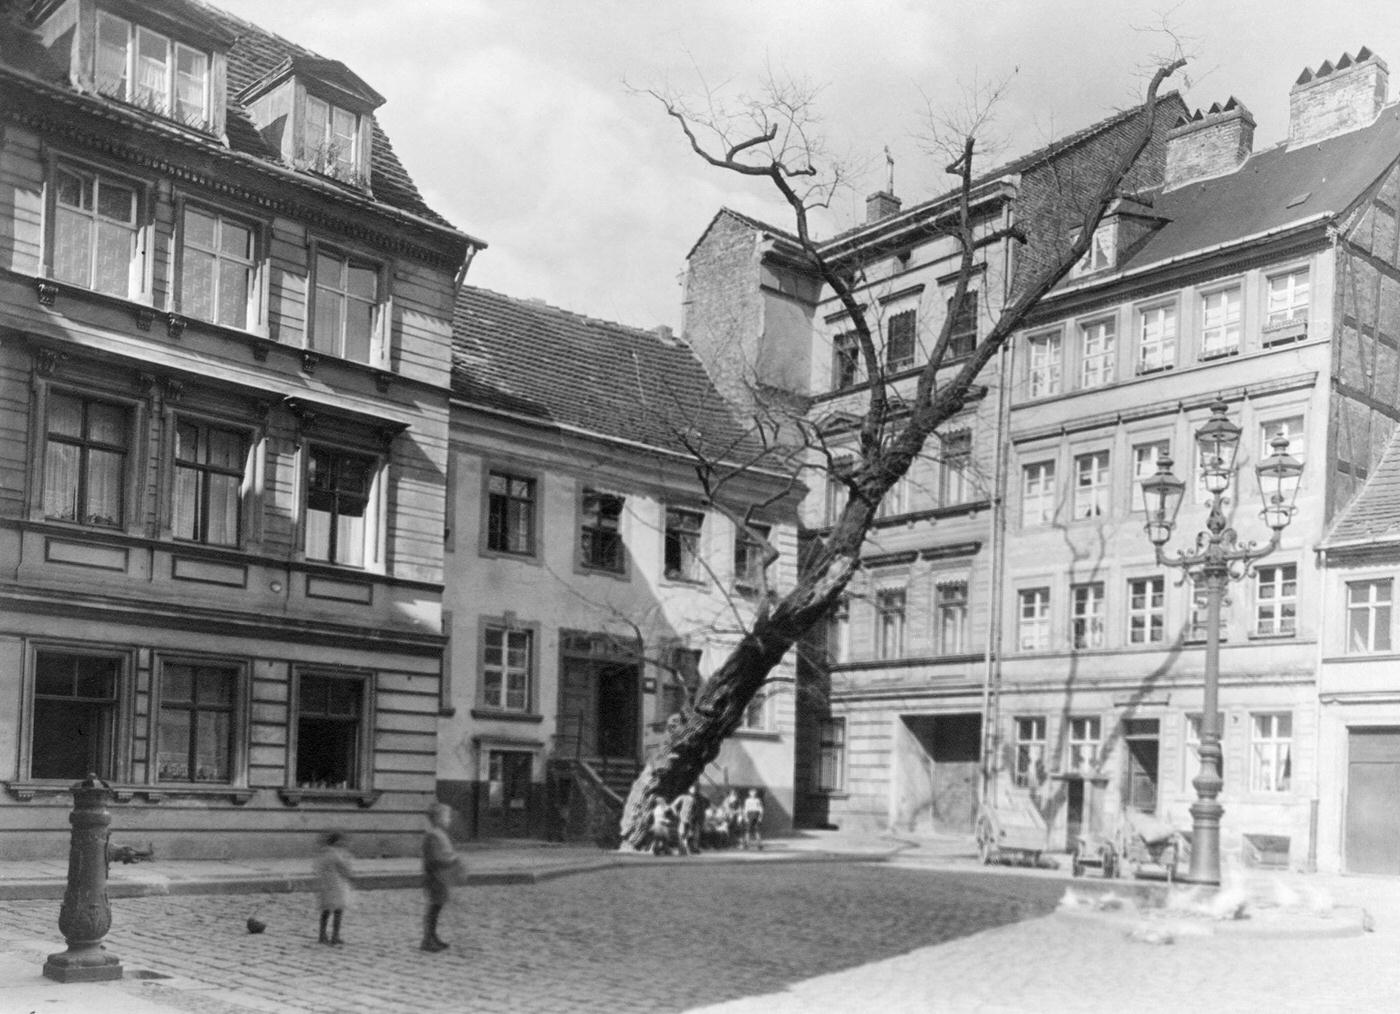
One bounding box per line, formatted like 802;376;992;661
1074;222;1115;276
302;95;361;180
1018;588;1050;651
31;650;120;781
827;598;850;665
173;419;246;546
1067;716;1101;775
312;250;380;363
1014;716;1047;787
1137;303;1177;373
947;291;977;359
664;508;705;582
43;392;129;529
825;457;854;526
1265;269;1309;332
1073;451;1109;519
1123;718;1160;812
1255;564;1297;637
156;662;236;783
1200;286;1241;358
305;447;375;567
1347;579;1392;653
294;673;364;790
740;687;770;731
817;718;846;792
733;522;772;592
96;11;208;125
580;490;625;572
876;588;906;659
832;331;860;389
1131;440;1170;512
486;471;536;556
661;646;700;721
483;626;533;712
886;309;916;371
937;582;968;655
876;473;909;519
1027;331;1062;397
1079;318;1116;388
1021;460;1056;527
487;750;531;810
180;206;256;330
52;164;141;297
1127;577;1165;645
939;430;972;505
1260;416;1305;467
1250;712;1292;793
1071;582;1105;649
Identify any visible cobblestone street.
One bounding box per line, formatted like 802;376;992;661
0;863;1064;1014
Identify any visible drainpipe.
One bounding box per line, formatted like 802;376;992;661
979;198;1016;807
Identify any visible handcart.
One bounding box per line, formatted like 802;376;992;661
975;786;1049;867
1077;811;1185;881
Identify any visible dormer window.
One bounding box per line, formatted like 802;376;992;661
302;96;361;180
1073;222;1115;277
95;11;209;128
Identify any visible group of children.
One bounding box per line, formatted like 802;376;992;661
647;786;765;855
310;801;462;952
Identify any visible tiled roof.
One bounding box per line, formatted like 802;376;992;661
192;1;451;226
1324;427;1400;547
687;94;1188;258
451;287;762;462
1117;104;1400;272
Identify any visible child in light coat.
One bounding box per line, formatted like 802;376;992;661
313;832;355;945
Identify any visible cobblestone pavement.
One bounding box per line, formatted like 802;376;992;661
0;863;1064;1014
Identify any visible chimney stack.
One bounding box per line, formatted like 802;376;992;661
1289;48;1388;147
1163;98;1255;189
866;191;901;224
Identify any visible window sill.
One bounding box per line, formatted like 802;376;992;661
470;709;544;724
1199;348;1240;362
1136;364;1175;376
278;787;381;808
732;729;780;740
578;561;630;581
661;574;709;589
1248;631;1297;641
4;780;252;804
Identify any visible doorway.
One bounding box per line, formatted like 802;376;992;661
898;713;981;834
558;631;640;761
1122;718;1160;814
1345;727;1400;874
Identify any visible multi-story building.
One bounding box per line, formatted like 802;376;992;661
439;287;800;841
1317;428;1400;875
0;0;478;858
996;49;1400;871
682;95;1185;835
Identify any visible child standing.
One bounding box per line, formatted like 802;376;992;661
313;832;355;945
742;788;764;850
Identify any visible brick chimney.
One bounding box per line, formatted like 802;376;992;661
1163;98;1254;189
1289;48;1388;147
866;190;901;224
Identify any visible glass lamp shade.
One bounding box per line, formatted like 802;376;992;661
1196;398;1241;495
1257;433;1303;531
1141;454;1186;547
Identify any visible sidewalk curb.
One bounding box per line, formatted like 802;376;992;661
0;847;901;901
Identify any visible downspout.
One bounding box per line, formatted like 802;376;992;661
980;197;1016;807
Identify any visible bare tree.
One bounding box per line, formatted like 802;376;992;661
618;56;1186;848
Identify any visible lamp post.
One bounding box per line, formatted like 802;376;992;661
1139;398;1302;886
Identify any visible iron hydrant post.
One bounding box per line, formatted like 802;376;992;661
42;773;122;982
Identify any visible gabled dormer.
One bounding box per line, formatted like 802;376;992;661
28;0;236;137
238;55;385;191
1071;197;1169;279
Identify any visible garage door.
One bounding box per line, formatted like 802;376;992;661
1345;728;1400;875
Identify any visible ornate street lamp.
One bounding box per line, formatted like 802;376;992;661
1139;398;1302;885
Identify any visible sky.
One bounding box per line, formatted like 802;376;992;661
216;0;1400;331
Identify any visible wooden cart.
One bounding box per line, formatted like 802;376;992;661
975;786;1049;867
1074;811;1185;881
